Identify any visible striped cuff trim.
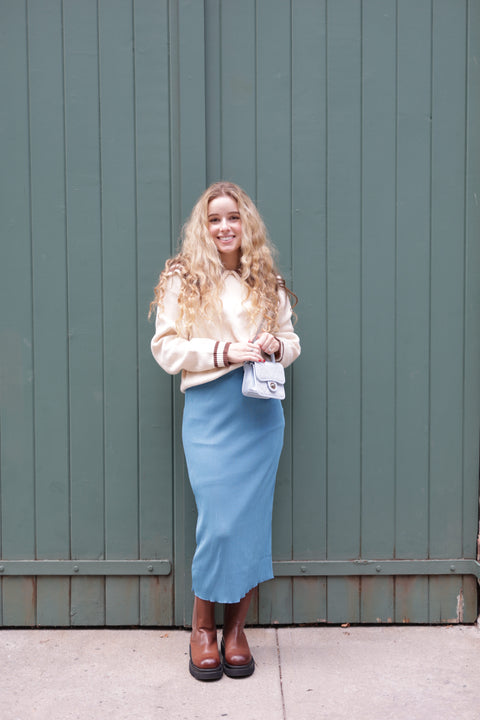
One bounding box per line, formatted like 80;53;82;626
214;341;231;368
213;341;220;368
223;342;231;367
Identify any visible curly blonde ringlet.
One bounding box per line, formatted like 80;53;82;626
149;181;296;337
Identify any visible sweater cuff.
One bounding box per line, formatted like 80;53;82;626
274;338;284;363
214;341;231;368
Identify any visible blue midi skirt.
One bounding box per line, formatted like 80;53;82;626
182;367;285;604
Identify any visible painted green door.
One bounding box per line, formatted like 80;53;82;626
1;0;479;626
0;0;175;626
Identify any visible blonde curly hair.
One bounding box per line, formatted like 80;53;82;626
149;181;296;337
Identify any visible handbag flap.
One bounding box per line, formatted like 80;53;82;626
253;360;285;383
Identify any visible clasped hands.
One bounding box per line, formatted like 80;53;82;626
227;332;280;365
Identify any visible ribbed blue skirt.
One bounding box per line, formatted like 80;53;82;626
182;367;285;604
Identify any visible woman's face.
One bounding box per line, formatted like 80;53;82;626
207;195;242;269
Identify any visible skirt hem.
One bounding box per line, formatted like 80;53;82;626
192;573;274;605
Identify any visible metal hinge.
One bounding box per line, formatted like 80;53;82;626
273;559;480;579
0;560;172;576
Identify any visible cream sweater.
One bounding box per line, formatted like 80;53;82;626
151;270;301;392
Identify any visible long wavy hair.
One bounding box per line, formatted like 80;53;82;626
149;181;296;337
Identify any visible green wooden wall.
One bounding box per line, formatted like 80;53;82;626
0;0;479;626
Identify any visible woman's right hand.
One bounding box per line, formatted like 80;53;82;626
227;341;264;365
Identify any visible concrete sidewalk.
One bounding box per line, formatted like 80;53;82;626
1;624;479;720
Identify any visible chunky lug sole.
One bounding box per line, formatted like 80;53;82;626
220;637;255;678
189;645;223;682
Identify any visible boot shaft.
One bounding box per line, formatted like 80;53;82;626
192;596;217;634
222;589;253;635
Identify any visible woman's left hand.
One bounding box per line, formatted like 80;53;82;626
254;332;280;356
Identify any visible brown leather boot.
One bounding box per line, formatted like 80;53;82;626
221;589;255;678
189;596;223;681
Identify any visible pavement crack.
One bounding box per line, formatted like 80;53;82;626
275;628;287;720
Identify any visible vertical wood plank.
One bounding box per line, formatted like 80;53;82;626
64;0;107;626
63;0;105;625
0;1;37;627
327;577;360;624
177;0;207;216
293;578;327;624
361;0;396;561
395;0;431;564
2;578;36;627
140;577;173;627
28;0;71;624
28;0;69;558
259;578;292;625
204;0;221;183
291;0;328;626
71;578;105;626
218;0;257;191
37;578;71;626
135;0;174;626
393;1;433;617
395;577;429;624
326;0;362;561
325;0;362;616
360;577;394;624
0;0;36;568
64;0;107;625
429;0;467;560
98;0;140;627
64;0;104;561
256;0;292;268
463;0;480;560
106;577;139;626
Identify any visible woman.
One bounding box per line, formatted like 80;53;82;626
150;181;300;681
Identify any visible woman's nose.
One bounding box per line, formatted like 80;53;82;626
220;217;229;230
